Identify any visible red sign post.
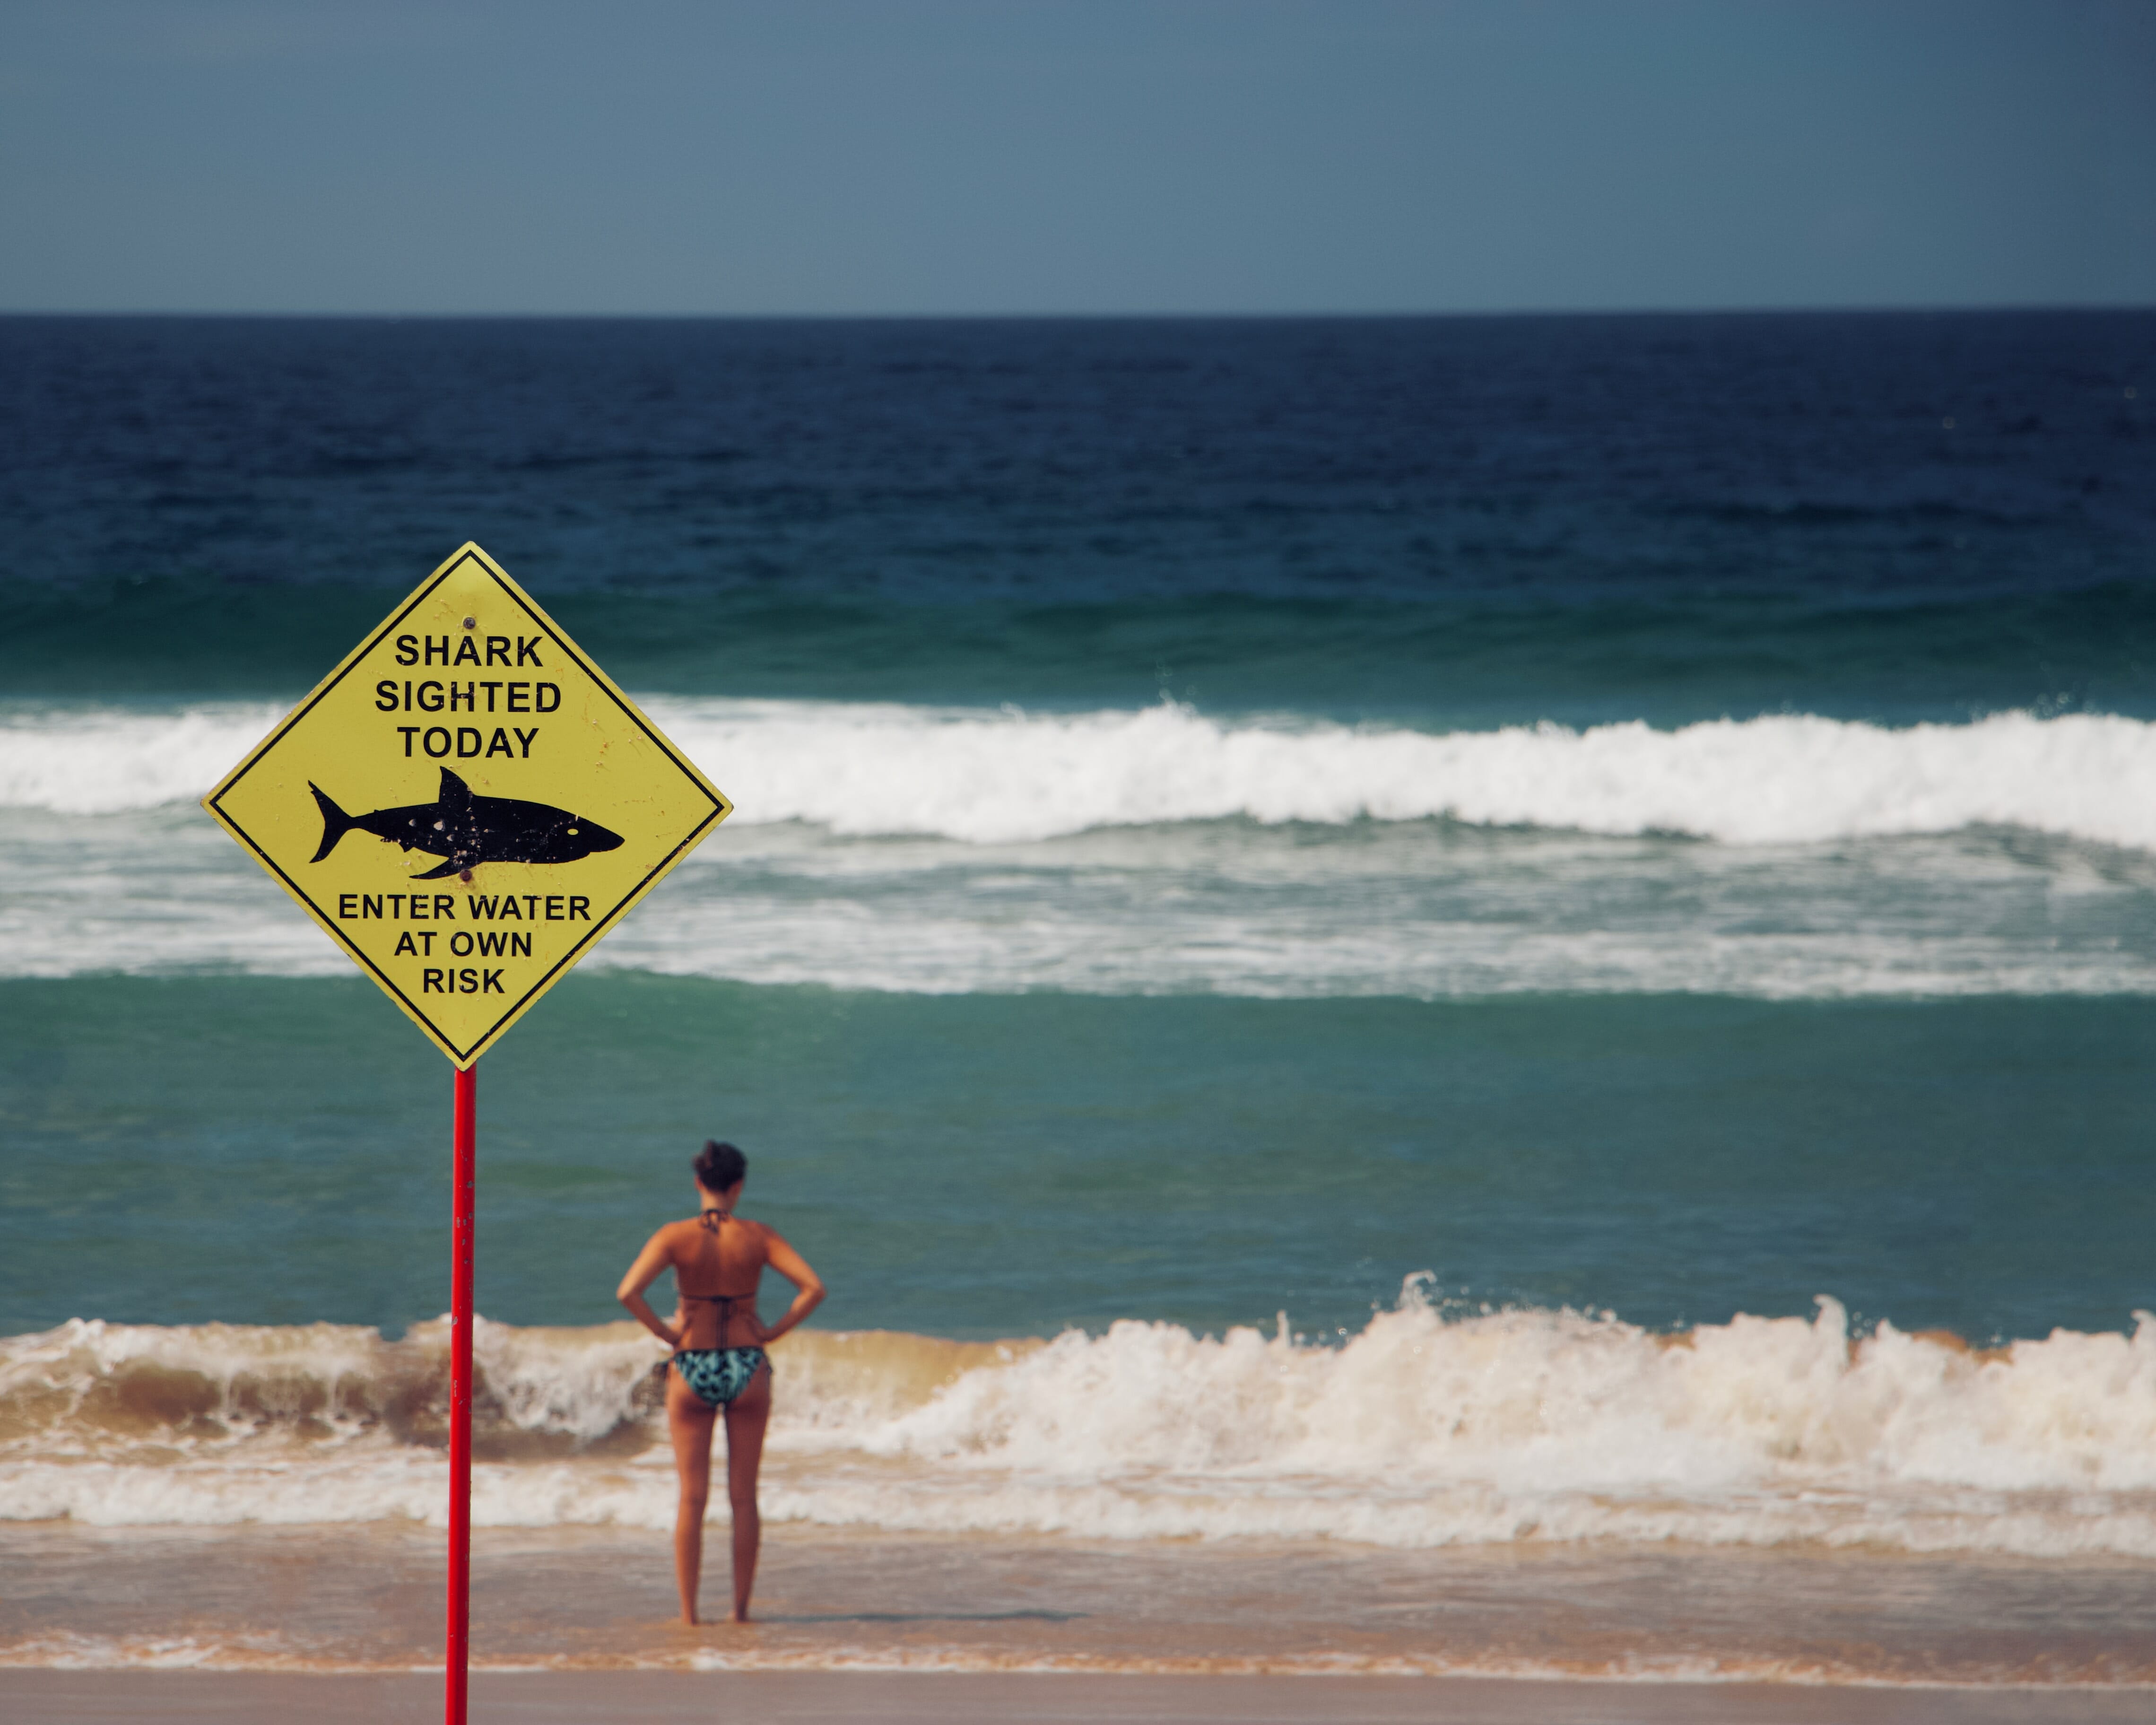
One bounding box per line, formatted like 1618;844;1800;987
446;1063;477;1724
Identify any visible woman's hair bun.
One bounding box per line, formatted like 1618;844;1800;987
693;1140;747;1192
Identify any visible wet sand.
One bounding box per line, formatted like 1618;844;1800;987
6;1669;2156;1724
8;1522;2156;1687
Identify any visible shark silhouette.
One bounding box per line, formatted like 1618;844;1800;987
309;768;625;880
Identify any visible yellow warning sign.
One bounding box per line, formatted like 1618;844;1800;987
202;543;731;1068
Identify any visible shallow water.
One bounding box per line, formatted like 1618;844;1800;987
5;978;2155;1342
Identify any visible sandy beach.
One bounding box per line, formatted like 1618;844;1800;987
9;1670;2156;1725
8;1520;2156;1691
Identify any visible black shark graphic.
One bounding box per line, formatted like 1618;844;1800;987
309;768;625;880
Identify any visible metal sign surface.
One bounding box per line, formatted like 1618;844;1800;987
202;542;730;1066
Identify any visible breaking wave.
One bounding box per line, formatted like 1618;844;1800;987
7;1291;2156;1557
5;699;2156;850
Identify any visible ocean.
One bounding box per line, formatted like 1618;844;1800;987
2;310;2154;1685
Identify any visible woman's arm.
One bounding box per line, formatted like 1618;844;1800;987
755;1228;826;1345
616;1228;682;1348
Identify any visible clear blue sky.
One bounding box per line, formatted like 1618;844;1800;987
2;0;2151;315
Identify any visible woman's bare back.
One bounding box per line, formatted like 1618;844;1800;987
666;1212;769;1351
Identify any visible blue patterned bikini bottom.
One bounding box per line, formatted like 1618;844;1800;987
672;1346;768;1409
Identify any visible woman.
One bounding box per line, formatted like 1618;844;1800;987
617;1140;825;1625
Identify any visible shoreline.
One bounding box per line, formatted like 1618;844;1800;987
8;1523;2156;1690
9;1670;2156;1725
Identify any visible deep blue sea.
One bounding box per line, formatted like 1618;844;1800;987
3;314;2155;1620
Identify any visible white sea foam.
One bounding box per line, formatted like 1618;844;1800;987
7;700;2154;996
0;704;287;818
7;797;2152;996
7;1297;2156;1558
7;698;2156;849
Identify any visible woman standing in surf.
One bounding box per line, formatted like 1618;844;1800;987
617;1140;826;1625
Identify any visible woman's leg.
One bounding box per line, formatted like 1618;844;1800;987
721;1361;773;1622
665;1367;719;1624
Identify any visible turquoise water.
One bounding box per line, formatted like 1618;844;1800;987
5;974;2149;1343
9;580;2156;724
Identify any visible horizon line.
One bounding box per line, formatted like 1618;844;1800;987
2;301;2153;323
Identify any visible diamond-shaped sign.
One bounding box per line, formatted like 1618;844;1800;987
202;542;730;1067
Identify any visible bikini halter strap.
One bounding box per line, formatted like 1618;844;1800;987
700;1206;730;1232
